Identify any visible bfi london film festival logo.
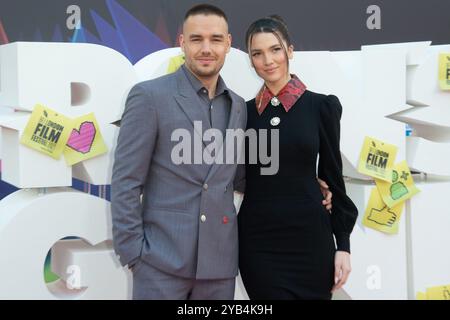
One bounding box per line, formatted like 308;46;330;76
171;122;280;176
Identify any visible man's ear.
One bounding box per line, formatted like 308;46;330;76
226;34;232;53
179;34;185;52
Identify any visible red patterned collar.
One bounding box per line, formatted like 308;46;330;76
255;74;307;115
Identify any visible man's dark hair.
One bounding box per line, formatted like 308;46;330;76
184;3;228;23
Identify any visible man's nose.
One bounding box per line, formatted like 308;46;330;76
201;41;212;54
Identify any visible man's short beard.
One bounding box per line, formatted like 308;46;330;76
192;67;219;78
185;59;224;79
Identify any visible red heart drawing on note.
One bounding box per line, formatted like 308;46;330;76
67;121;96;154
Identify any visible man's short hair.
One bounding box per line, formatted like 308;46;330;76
184;3;228;23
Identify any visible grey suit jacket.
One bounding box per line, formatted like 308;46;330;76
111;67;247;279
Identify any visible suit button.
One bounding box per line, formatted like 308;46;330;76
200;214;207;222
203;184;208;191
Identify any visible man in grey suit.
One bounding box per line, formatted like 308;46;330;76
112;4;332;300
111;4;246;299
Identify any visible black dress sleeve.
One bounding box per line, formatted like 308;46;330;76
318;94;358;253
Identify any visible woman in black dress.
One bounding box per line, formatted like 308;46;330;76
238;15;359;300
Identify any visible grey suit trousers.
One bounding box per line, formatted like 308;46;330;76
132;259;235;300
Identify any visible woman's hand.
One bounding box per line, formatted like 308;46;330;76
317;178;332;211
332;251;351;293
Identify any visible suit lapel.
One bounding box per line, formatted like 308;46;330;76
173;68;211;148
173;67;244;181
204;93;243;182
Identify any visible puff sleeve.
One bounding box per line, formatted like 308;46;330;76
318;95;358;253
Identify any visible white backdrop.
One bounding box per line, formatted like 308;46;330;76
0;42;449;299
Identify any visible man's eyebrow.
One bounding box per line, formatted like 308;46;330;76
189;33;225;38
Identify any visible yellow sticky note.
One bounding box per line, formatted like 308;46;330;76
426;284;450;300
416;291;428;300
167;54;185;74
438;53;450;90
358;136;398;182
20;104;73;159
63;113;108;166
375;160;420;208
363;187;404;234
